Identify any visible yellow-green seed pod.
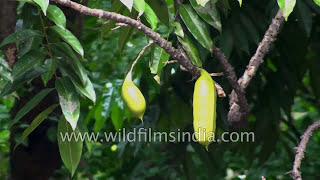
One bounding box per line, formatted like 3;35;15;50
121;71;146;121
193;69;217;150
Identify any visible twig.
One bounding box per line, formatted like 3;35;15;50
214;81;226;98
129;41;154;73
210;72;224;77
164;60;178;65
111;22;128;31
291;119;320;180
51;0;200;77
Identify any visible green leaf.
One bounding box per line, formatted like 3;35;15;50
14;104;58;150
238;0;242;7
120;0;133;11
297;1;312;37
33;0;49;15
314;0;320;6
0;67;47;97
150;45;170;76
196;0;209;6
18;36;43;57
277;0;296;20
57;60;96;103
179;4;213;52
47;5;66;30
94;86;116;132
171;22;184;38
0;29;42;47
55;77;80;131
9;88;54;128
41;58;58;86
147;0;169;26
12;49;45;77
0;57;11;71
144;3;158;30
50;26;84;57
111;101;125;131
189;0;221;32
118;26;134;53
0;67;13;82
133;0;146;17
178;35;202;67
57;115;83;177
51;43;96;103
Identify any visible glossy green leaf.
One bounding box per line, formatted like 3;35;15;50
47;5;66;30
57;116;83;177
9;88;54;128
12;49;45;77
0;29;42;47
147;0;169;26
111;101;125;131
120;0;134;11
41;58;58;86
14;104;58;150
33;0;49;15
51;43;96;103
56;77;80;131
144;3;158;30
57;60;96;103
277;0;296;20
133;0;146;17
171;22;184;38
179;4;213;52
150;45;170;75
0;67;47;97
50;26;84;57
314;0;320;6
196;0;209;6
0;57;11;71
178;35;202;67
18;36;43;57
189;0;221;32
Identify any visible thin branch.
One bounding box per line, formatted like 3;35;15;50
51;0;200;77
214;81;226;98
291;120;320;180
129;41;154;73
210;72;224;77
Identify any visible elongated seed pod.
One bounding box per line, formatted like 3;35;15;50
193;69;217;150
121;71;146;121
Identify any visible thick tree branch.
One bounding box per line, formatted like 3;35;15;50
51;0;199;77
291;119;320;180
224;9;284;127
213;45;249;126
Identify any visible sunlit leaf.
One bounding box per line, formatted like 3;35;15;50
171;22;184;38
150;45;170;76
47;5;66;30
120;0;134;11
133;0;146;17
56;77;80;131
314;0;320;6
277;0;296;20
144;3;158;30
33;0;49;15
196;0;209;6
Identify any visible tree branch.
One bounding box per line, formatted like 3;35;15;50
51;0;199;77
291;119;320;180
224;9;284;127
